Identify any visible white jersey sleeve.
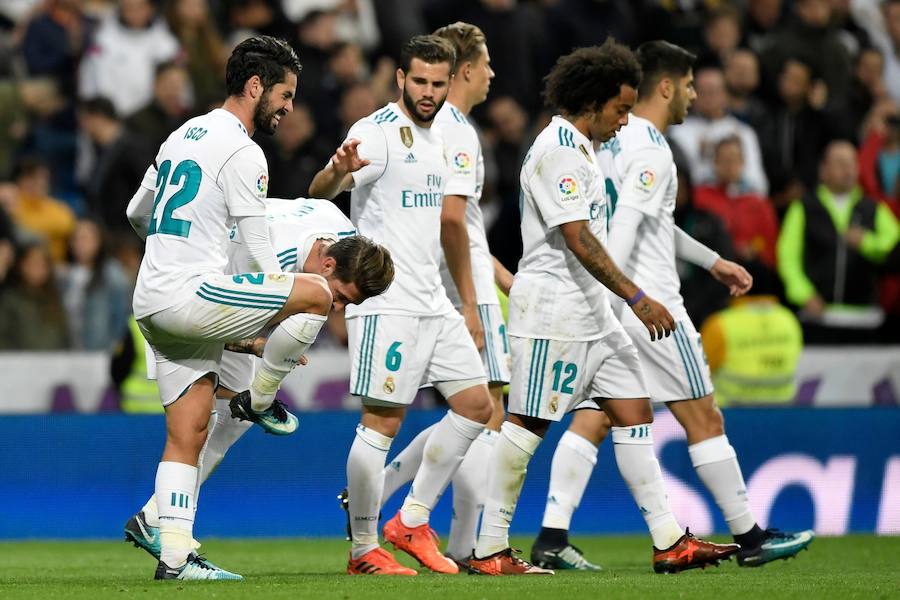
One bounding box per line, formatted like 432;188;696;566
442;119;479;199
347;120;388;188
531;146;593;229
616;146;674;218
219;144;269;217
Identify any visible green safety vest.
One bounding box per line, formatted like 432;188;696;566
714;302;803;407
120;317;162;414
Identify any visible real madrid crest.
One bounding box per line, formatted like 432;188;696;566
400;126;414;148
549;395;559;414
383;376;396;394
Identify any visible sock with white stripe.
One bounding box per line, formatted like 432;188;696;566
380;423;436;506
250;313;326;411
399;410;484;528
611;424;684;549
475;421;542;558
689;435;757;535
155;461;198;568
348;424;393;560
541;430;598;531
445;429;497;560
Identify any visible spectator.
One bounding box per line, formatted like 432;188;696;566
163;0;228;112
859;102;900;203
259;102;333;201
77;97;153;234
484;95;531;271
743;0;788;55
0;190;15;289
9;157;76;263
847;47;888;140
724;48;767;130
222;0;292;43
282;0;381;53
702;5;743;66
777;140;900;344
58;218;130;350
670;66;770;195
759;0;852;110
758;57;833;191
871;0;900;107
0;241;69;350
0;78;65;179
126;61;193;153
21;0;96;99
695;136;780;280
700;295;803;406
78;0;179;118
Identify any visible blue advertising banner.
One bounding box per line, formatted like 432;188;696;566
0;408;897;539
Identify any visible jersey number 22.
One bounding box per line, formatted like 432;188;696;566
148;159;201;238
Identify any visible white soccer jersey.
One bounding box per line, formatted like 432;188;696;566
596;113;688;325
509;116;618;341
343;102;454;318
133;108;269;319
434;102;497;307
226;198;356;274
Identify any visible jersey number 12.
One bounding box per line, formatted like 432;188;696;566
148;159;201;238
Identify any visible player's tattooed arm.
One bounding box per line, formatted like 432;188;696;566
560;220;638;300
560;220;674;340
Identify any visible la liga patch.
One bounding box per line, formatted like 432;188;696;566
256;172;269;197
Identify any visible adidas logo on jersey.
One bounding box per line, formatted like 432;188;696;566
404;152;417;163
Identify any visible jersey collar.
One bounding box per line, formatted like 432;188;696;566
214;108;249;136
551;115;590;147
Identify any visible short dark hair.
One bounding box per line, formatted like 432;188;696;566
78;96;118;120
225;35;302;97
543;39;641;116
635;41;696;99
12;156;49;181
398;34;456;74
326;235;394;300
433;22;486;73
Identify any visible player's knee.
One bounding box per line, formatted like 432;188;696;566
294;274;332;316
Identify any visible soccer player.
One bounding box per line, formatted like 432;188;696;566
467;40;740;576
124;198;394;564
363;21;508;567
530;40;814;571
309;35;494;576
127;36;367;581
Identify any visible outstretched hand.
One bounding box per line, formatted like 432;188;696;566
710;258;753;296
330;138;370;175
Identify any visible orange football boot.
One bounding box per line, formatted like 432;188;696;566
382;512;458;574
347;547;417;576
653;528;741;574
468;548;555;576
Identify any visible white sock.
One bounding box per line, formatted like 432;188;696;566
542;430;598;531
400;410;484;528
381;423;436;506
611;424;683;550
445;429;497;560
689;435;756;535
155;461;198;567
198;398;253;484
141;494;160;527
250;313;325;411
348;424;392;560
475;422;542;558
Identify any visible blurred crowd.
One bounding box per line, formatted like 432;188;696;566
0;0;899;355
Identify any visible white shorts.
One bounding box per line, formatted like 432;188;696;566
477;303;511;384
507;326;647;422
218;350;255;393
625;320;713;403
139;272;294;406
346;312;486;406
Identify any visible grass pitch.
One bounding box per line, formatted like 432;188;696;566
0;535;896;599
